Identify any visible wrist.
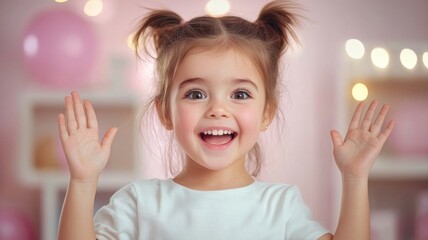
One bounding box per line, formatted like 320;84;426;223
340;169;370;182
341;174;369;189
69;178;99;192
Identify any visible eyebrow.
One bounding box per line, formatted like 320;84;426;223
178;78;259;91
233;78;259;91
178;78;203;89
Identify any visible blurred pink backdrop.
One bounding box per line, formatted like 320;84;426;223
1;0;428;239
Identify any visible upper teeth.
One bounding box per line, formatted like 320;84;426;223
203;130;233;136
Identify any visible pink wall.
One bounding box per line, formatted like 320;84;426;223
1;0;428;237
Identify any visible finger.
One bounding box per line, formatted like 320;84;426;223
58;113;69;142
330;130;343;148
370;104;390;135
378;120;395;142
101;127;118;150
65;96;77;133
84;100;98;130
348;101;365;130
360;100;378;130
71;91;87;129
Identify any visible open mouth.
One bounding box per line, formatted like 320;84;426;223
200;130;237;145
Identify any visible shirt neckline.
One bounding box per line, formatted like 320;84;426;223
167;178;260;193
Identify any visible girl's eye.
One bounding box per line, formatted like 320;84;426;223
232;89;251;100
185;90;206;100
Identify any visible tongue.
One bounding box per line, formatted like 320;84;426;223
203;135;232;145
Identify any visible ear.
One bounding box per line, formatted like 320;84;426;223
260;104;274;132
155;99;173;130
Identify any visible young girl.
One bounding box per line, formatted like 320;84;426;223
57;1;395;239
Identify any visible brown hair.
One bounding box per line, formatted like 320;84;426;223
134;0;301;176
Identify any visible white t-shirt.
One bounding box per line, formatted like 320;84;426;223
94;179;329;240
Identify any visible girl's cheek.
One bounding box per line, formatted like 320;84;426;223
173;104;199;128
236;106;264;129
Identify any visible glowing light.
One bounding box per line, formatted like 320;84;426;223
423;52;428;69
205;0;230;17
345;39;365;59
84;0;103;17
55;0;68;2
371;48;389;69
400;48;417;70
23;35;38;57
352;83;368;101
127;33;136;50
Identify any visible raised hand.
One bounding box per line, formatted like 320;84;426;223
57;91;118;182
330;100;395;179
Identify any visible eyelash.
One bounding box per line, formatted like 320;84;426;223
232;88;252;100
184;89;206;99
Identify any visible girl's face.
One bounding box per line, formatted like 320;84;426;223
168;48;269;173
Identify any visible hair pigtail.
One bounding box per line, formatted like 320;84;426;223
133;9;184;59
256;0;303;54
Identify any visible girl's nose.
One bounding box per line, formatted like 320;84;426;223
206;100;230;119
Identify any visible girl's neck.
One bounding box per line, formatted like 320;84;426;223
173;158;254;191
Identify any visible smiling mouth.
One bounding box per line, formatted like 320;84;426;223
200;130;237;145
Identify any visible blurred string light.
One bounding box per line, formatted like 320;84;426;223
84;0;103;17
345;39;365;59
127;32;157;57
371;47;389;69
346;39;427;70
400;48;417;70
345;39;428;102
205;0;230;17
127;33;136;51
352;83;368;101
55;0;68;2
423;52;428;69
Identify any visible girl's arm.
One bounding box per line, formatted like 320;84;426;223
57;91;117;240
321;100;395;240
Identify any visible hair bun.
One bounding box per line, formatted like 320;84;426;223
256;0;302;53
133;10;184;57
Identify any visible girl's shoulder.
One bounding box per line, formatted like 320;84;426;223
126;178;169;192
253;180;304;199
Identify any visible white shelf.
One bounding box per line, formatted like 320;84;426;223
370;156;428;180
21;170;139;189
17;91;142;240
17;91;141;184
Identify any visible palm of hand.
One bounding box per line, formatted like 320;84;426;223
63;128;109;181
331;101;395;179
58;92;117;182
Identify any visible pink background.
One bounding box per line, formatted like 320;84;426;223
1;0;428;238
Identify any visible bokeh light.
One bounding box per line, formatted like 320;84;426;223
84;0;103;17
345;39;365;59
205;0;230;17
400;48;417;70
352;83;368;101
371;47;389;69
423;52;428;69
127;33;136;51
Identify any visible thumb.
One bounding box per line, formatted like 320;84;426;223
101;127;118;150
330;129;343;148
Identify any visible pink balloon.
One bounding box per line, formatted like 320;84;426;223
0;209;36;240
22;9;98;88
